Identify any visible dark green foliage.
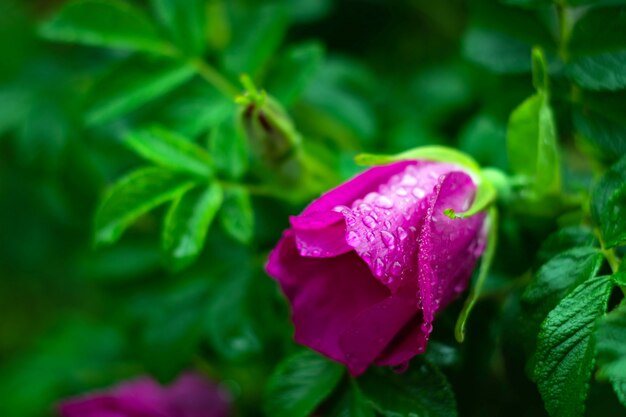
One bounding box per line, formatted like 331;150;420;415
358;361;458;417
592;155;626;248
534;275;616;417
2;0;626;416
264;350;345;417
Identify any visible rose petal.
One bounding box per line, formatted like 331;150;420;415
290;161;416;258
164;373;230;417
338;287;418;375
58;393;166;417
341;163;460;292
373;313;428;366
58;374;230;417
266;231;389;364
418;171;487;336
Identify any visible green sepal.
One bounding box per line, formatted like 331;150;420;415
355;145;480;173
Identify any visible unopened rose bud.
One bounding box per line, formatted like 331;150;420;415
236;75;301;169
266;160;488;375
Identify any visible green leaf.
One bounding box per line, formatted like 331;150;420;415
301;58;378;144
264;350;345;417
222;4;288;76
500;0;552;6
507;92;560;195
358;361;457;417
125;127;214;178
355;145;481;173
0;319;124;417
327;380;375;417
591;155;626;248
534;274;615;417
151;0;207;56
219;186;254;245
531;47;549;92
266;42;324;107
210;115;249;180
204;260;261;361
39;0;165;53
523;247;604;319
568;51;626;91
162;183;223;271
457;113;508;171
85;55;195;126
94;167;196;246
574;108;626;164
595;276;626;406
537;226;598;263
569;6;626;56
139;278;208;381
462;27;531;74
141;80;235;138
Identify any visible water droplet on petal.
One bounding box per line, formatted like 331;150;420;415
332;205;350;213
361;252;371;263
395;187;408;196
374;258;385;277
421;322;433;333
374;195;394;208
397;226;408;241
345;216;356;226
364;192;378;203
381;231;396;249
357;203;372;213
347;231;361;247
384;220;391;229
401;174;417;186
412;187;426;198
363;216;377;228
366;232;375;242
391;261;402;276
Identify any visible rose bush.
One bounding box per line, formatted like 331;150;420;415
267;160;488;375
57;372;230;417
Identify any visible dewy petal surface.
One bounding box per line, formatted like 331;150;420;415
418;171;487;336
290;161;415;258
266;230;390;366
339;162;461;293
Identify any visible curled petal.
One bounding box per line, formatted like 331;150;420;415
290;161;416;258
340;163;460;292
418;171;487;337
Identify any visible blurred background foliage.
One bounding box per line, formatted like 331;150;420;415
0;0;625;416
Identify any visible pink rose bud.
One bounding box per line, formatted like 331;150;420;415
57;372;231;417
266;160;488;375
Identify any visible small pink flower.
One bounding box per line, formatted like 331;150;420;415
266;160;487;375
57;372;230;417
